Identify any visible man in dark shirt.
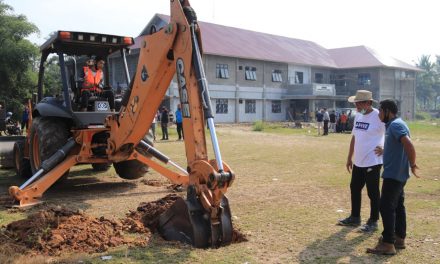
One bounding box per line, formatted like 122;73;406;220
160;106;169;140
315;109;324;136
329;110;336;133
367;99;419;255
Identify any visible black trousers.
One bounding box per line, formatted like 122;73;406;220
323;120;329;135
350;164;381;221
176;122;183;139
161;123;168;139
380;178;406;243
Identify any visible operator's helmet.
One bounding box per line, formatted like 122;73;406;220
6;112;12;117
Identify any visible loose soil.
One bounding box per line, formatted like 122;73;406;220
0;206;149;256
0;194;246;257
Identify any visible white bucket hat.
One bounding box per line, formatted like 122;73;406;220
347;90;377;103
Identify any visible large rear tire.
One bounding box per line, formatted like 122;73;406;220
13;140;32;178
114;133;153;180
29;117;71;180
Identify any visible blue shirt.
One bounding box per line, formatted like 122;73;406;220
175;109;183;123
382;117;410;182
316;112;323;122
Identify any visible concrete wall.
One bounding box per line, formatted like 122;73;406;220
379;68;415;117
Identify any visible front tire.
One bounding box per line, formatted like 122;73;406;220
29;117;71;180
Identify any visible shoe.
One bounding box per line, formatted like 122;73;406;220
395;236;406;249
337;216;361;226
359;220;378;232
367;240;396;255
378;235;406;249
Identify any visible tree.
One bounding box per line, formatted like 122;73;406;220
434;56;440;110
43;55;63;97
0;0;39;119
415;55;436;110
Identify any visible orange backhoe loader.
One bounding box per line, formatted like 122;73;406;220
9;0;235;248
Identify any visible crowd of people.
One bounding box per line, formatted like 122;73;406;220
150;104;184;142
314;108;352;135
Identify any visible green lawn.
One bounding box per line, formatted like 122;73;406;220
0;121;439;263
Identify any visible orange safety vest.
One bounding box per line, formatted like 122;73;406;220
81;66;103;93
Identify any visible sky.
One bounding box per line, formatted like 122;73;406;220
4;0;439;65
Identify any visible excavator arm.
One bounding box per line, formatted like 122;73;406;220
106;0;235;247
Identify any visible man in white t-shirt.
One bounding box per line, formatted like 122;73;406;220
338;90;385;232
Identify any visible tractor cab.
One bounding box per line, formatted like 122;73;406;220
36;31;134;127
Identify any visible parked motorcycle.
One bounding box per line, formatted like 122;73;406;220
0;112;22;136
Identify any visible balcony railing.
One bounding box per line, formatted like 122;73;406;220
286;83;336;96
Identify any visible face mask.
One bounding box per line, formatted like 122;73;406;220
359;108;367;115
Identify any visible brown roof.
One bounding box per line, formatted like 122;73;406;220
134;14;419;71
328;46;421;71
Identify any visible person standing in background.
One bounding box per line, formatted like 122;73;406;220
175;104;184;140
21;104;29;131
329;110;336;133
160;107;169;140
323;108;330;135
316;109;324;136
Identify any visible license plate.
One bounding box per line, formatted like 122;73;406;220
95;101;110;111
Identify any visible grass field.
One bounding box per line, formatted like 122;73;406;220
0;120;439;263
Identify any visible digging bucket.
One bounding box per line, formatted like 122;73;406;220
157;187;233;248
0;136;25;168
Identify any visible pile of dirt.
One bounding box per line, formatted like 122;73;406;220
123;194;181;232
140;179;166;187
0;194;247;257
1;206;149;256
166;184;185;192
140;179;184;193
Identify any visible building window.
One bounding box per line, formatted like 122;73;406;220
245;99;256;113
271;100;281;113
315;73;323;84
358;73;371;85
331;74;347;86
272;70;283;82
404;71;414;79
216;64;229;79
245;66;257;81
216;99;228;114
295;71;303;84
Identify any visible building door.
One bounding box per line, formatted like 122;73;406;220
288;100;308;121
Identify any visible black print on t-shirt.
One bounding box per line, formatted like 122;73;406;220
355;121;370;130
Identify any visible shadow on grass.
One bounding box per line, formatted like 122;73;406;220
104;237;192;263
299;227;394;264
0;166;139;212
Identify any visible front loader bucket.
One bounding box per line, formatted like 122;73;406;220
0;136;25;168
158;194;233;248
